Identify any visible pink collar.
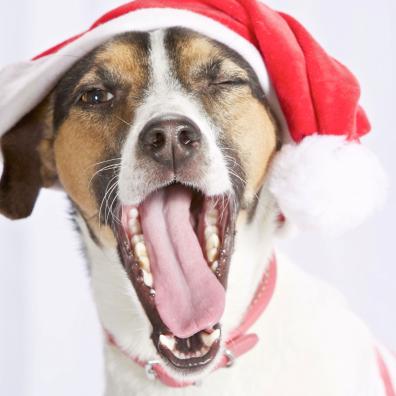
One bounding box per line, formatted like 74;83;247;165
106;255;277;388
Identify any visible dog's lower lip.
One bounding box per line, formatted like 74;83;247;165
155;327;221;370
113;184;237;371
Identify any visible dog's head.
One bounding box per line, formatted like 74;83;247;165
0;28;278;376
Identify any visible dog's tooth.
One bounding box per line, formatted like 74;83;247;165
207;207;219;217
204;225;219;239
201;329;220;347
211;261;219;273
132;224;142;235
200;348;207;356
206;234;220;251
207;248;219;263
135;241;148;257
131;234;144;246
129;207;139;219
128;219;142;234
205;207;218;225
139;256;150;272
159;334;175;350
141;269;153;288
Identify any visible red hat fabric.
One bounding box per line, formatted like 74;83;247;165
31;0;371;142
0;0;387;234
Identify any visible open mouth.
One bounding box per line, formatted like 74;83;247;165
113;183;236;372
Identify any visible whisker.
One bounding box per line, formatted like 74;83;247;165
110;197;122;226
222;153;245;172
88;163;120;187
221;146;239;154
227;168;247;188
114;114;133;127
104;181;119;226
86;157;122;169
98;175;119;226
106;185;120;226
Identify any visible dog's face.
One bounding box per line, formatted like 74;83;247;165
0;28;278;375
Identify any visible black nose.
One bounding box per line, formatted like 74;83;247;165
138;115;202;170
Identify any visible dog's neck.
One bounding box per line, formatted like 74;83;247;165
219;190;278;337
76;188;278;369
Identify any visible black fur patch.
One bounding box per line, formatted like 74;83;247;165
53;32;150;130
165;28;277;212
53;32;151;227
53;50;101;130
91;154;122;227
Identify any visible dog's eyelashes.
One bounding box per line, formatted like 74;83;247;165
210;77;249;88
79;88;114;105
214;78;248;86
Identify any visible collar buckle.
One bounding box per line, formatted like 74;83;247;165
145;360;160;381
224;348;235;368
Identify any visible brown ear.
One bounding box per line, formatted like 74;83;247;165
0;102;57;219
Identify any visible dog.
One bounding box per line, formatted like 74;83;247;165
1;12;395;396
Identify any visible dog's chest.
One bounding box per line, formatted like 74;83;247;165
103;256;385;396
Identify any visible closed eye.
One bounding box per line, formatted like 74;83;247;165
211;77;249;86
201;58;249;87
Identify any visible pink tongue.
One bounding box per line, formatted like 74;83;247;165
139;185;225;338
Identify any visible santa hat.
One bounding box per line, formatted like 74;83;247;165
0;0;387;235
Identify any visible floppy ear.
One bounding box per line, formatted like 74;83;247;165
0;100;57;219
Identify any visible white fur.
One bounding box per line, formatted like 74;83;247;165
75;30;394;395
0;8;272;139
1;8;387;236
269;135;388;236
3;15;391;393
118;29;231;205
79;190;396;395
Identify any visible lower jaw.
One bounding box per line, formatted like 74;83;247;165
113;185;237;372
153;326;222;372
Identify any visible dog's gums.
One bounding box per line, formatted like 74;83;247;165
115;183;236;371
157;326;221;369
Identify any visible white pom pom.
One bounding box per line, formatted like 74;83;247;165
268;135;388;236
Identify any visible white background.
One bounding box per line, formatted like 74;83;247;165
0;1;395;395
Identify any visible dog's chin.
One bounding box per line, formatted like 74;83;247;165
112;182;237;374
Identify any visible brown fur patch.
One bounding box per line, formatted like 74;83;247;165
52;33;150;246
1;28;278;241
166;28;278;208
0;100;56;219
219;99;277;202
